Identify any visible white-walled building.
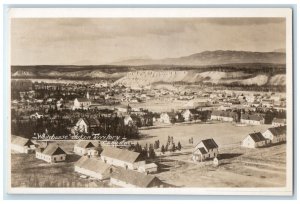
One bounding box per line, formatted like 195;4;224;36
74;118;100;134
101;147;146;170
272;118;286;127
36;143;67;163
73;98;91;110
11;135;35;154
263;126;286;144
181;109;200;121
241;132;268;148
192;138;219;162
241;113;265;125
210;110;238;122
159;112;178;124
74;141;100;156
138;163;158;174
74;156;112;180
124;115;133;126
110;167;162;188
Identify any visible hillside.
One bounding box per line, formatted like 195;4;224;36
111;50;286;66
114;70;286;88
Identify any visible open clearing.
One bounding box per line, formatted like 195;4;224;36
136;122;272;147
155;143;286;187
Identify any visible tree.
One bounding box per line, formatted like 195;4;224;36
161;145;165;154
170;143;176;152
149;144;156;159
177;141;182;151
165;143;169;152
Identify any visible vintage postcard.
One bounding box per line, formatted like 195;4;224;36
7;8;293;195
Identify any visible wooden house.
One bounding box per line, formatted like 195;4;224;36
110;167;162;188
11;135;35;154
74;156;112;180
263;126;286;144
241;132;268;148
100;147;146;170
36;143;67;163
192;138;219;162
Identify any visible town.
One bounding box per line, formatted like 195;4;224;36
11;78;287;188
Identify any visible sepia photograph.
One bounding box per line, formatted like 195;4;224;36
7;8;293;195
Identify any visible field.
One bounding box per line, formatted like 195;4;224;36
137;122;286;187
155;144;286;187
136;122;272;147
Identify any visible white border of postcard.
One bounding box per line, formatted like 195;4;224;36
7;7;293;195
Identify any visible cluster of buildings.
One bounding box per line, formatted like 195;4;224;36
241;125;286;148
73;145;161;188
11;134;162;188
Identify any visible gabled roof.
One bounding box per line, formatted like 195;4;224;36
11;135;33;146
272;118;286;124
76;98;91;103
161;112;177;118
183;109;199;114
144;163;158;168
194;147;207;155
75;155;89;167
200;138;219;150
248;132;266;142
78;118;100;126
211;110;237;118
124;115;133;120
75;156;111;174
267;126;286;136
41;143;66;156
118;104;131;109
75;141;96;149
111;167;161;187
101;147;143;163
241;113;264;121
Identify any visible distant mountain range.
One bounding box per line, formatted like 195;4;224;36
111;50;286;66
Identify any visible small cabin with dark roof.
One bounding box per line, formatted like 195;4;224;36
263;126;286;144
241;113;265;125
192;138;219;162
241;132;268;148
36;143;67;163
272;118;286;127
75;117;100;134
181;109;200;121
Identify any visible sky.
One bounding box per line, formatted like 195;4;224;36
11;18;286;65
